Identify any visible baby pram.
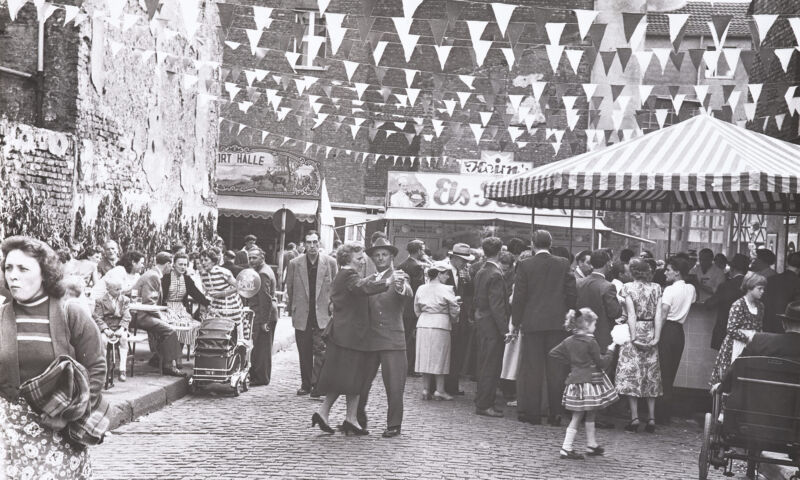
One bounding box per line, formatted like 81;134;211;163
188;308;254;396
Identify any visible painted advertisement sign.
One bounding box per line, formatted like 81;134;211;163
386;172;528;213
216;146;321;198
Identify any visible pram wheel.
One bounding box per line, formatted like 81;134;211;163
242;373;250;392
233;379;242;397
699;413;712;480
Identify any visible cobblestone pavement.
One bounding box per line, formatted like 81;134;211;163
93;346;706;480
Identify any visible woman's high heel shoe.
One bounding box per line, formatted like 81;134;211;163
624;418;640;433
433;391;453;401
644;418;656;433
341;420;369;436
311;412;335;434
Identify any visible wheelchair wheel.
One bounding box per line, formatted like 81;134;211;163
699;413;712;480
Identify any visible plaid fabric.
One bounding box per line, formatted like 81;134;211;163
19;355;110;447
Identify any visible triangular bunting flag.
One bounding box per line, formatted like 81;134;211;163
402;0;424;19
582;83;597;100
599;51;616;75
429;19;448;46
752;14;778;46
252;6;273;30
667;13;690;50
652;48;671;74
357;16;376;42
688;48;705;71
501;48;515;69
545;22;566;46
473;40;492;67
634;50;653;73
748;83;763;103
775;48;794;73
479;111;493;127
372;40;388;65
617;48;632;71
459;75;475;89
434;45;452;70
621;12;645;44
491;3;516;38
655;109;669;129
343;60;359;82
546;45;565;72
326;13;347;56
573;9;598;41
469;123;484;144
566;49;584;74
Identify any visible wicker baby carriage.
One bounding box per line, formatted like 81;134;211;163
188;308;254;396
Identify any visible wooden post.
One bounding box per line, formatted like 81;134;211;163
569;204;575;255
667;210;673;259
590;195;597;250
737;200;744;255
276;206;287;290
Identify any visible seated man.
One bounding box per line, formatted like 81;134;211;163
93;277;131;381
719;300;800;392
132;252;185;377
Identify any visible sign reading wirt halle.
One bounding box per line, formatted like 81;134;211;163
216;146;321;198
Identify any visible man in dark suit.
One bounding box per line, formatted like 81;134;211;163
472;237;511;418
132;252;184;377
576;250;623;352
707;254;749;350
245;248;278;386
396;239;428;376
357;238;412;438
720;300;800;392
161;252;209;315
762;251;800;334
512;230;577;426
445;243;476;396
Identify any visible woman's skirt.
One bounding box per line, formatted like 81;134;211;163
0;396;92;479
562;373;619;412
165;303;202;347
615;321;663;398
415;327;451;375
315;342;368;396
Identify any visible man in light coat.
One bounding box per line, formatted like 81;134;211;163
286;231;338;396
357;237;412;438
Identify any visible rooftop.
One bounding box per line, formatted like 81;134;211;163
647;1;753;38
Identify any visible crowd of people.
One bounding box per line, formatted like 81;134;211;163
0;233;280;478
292;230;800;460
3;227;800;476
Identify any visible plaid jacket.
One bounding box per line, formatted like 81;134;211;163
19;355;110;447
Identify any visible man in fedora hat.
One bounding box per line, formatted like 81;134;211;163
357;237;413;438
444;242;476;396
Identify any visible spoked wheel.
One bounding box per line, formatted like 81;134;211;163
231;356;242;397
699;413;713;480
745;455;758;480
242;372;250;392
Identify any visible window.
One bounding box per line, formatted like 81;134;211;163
292;10;326;70
704;47;734;80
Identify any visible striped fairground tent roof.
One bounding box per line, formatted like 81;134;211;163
484;114;800;214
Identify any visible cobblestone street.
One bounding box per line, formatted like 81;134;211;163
93;346;706;479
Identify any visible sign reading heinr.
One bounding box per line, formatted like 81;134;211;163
216;145;321;198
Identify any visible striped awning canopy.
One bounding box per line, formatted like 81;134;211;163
484;114;800;214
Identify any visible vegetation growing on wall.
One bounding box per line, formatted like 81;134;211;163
0;163;70;246
74;191;216;259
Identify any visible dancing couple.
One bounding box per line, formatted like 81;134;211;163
311;239;411;438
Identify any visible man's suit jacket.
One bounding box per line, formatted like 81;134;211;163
512;252;577;333
763;271;800;333
135;268;162;306
132;268;163;325
160;272;210;313
93;293;132;331
286;254;338;330
363;268;412;351
720;332;800;391
328;268;391;351
473;261;509;337
576;273;622;350
245;263;277;327
707;274;745;350
397;256;426;323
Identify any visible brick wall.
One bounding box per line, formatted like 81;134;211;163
0;118;75;215
0;1;81;131
219;0;593;208
1;0;221;236
749;0;800;143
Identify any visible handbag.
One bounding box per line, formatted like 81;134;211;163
501;332;521;381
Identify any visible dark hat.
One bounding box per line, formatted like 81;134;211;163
366;237;398;257
777;301;800;323
449;243;475;261
244;234;257;242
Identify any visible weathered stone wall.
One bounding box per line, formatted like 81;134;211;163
0;0;222;239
